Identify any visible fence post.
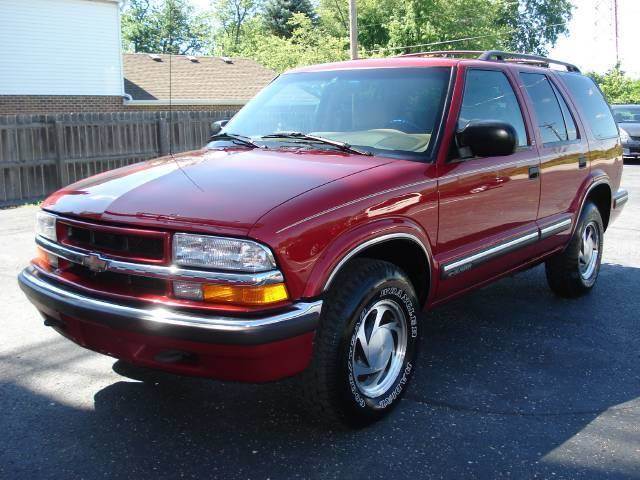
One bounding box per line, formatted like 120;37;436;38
158;116;169;156
53;119;66;188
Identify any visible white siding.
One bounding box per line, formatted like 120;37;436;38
0;0;123;95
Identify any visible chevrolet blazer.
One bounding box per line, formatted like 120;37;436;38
19;50;628;425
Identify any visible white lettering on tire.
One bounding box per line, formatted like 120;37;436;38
347;286;417;409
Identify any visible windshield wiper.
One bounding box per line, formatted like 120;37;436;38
261;132;372;156
210;132;262;149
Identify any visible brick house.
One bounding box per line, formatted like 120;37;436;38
0;0;274;115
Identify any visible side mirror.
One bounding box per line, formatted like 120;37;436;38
210;119;229;136
456;120;517;158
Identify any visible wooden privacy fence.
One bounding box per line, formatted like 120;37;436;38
0;110;235;206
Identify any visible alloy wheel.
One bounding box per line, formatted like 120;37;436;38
579;221;600;280
350;299;408;398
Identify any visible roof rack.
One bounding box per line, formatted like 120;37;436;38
399;50;581;73
401;50;485;59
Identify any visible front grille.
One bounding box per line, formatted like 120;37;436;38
65;263;167;296
58;218;167;263
630;136;640;142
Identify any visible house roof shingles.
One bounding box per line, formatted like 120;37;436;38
123;53;276;102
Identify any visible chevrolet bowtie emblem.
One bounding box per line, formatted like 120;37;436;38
83;253;108;273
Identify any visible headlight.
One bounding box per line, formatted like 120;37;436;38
172;233;276;272
620;128;630;142
35;211;57;241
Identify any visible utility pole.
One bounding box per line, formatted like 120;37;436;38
349;0;358;60
613;0;619;64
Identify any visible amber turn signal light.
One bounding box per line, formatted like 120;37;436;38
202;283;289;306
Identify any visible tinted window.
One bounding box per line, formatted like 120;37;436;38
459;69;528;147
520;73;568;144
559;73;618;140
552;83;578;141
222;67;452;157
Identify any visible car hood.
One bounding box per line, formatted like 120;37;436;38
43;148;392;236
619;122;640;136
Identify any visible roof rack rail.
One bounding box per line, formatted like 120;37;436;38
398;49;581;73
400;50;485;58
478;50;581;73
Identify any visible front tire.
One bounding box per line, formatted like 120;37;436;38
545;201;604;298
300;259;420;427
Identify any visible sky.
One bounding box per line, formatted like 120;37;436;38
192;0;640;77
550;0;640;78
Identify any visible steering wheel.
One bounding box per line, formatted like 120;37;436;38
386;118;423;134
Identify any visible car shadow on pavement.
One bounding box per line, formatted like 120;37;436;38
2;263;639;479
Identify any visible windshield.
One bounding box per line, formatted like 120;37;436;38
215;67;452;159
612;105;640;123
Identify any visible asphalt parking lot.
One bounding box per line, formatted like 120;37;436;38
1;165;639;480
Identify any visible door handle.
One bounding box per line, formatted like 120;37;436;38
578;155;587;168
528;165;540;179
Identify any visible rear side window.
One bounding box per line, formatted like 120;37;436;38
520;73;570;145
552;83;578;141
559;73;618;140
459;69;528;147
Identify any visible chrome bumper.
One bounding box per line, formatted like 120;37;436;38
18;266;322;345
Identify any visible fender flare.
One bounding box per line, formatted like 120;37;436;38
571;173;611;235
302;218;435;300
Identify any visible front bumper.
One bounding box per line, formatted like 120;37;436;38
18;266;322;381
622;142;640;158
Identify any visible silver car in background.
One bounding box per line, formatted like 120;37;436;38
612;104;640;160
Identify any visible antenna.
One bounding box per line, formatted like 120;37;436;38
613;0;620;64
165;2;202;192
169;51;172;155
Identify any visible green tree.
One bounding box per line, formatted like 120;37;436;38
263;0;317;37
121;0;161;53
498;0;573;55
121;0;209;54
236;14;348;72
318;0;572;56
211;0;262;52
589;65;640;105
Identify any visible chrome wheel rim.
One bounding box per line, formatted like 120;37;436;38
579;221;599;280
350;299;408;398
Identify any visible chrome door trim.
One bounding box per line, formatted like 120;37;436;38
540;217;572;239
441;230;540;279
36;236;284;286
323;233;432;292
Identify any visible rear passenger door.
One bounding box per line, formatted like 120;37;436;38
436;67;541;298
518;72;590;236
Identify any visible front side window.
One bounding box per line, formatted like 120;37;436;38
559;73;618;140
520;73;569;145
458;69;528;148
219;67;452;159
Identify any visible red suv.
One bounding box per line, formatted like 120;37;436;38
19;51;628;425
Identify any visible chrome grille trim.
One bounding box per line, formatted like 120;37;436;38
36;235;284;286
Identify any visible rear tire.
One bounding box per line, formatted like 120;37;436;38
299;259;420;427
545;201;604;298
